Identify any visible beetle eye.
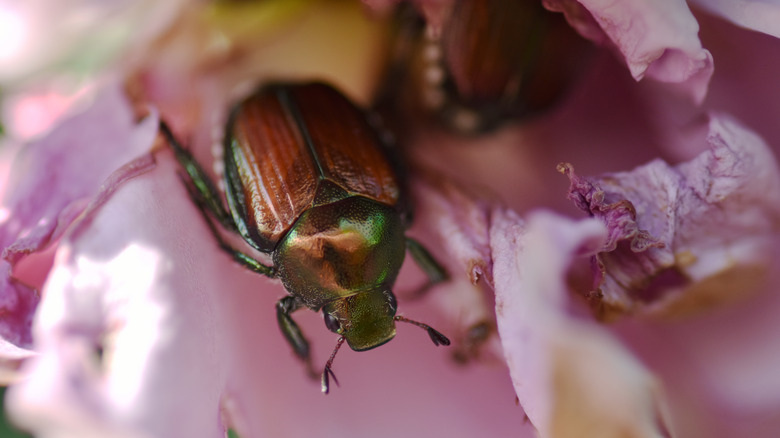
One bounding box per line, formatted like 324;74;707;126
324;313;341;333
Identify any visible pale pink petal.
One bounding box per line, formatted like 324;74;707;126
409;174;504;363
0;0;185;85
492;210;671;437
0;338;36;382
1;83;158;264
412;174;493;285
692;0;780;38
8;149;529;437
544;0;714;103
0;264;38;383
0;84;158;372
1;86;94;141
8;154;227;438
699;11;780;157
562;114;780;317
618;270;780;437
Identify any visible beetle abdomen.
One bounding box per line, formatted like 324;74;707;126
225;83;402;252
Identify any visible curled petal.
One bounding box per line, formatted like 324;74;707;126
544;0;713;103
492;210;671;437
563;114;780;318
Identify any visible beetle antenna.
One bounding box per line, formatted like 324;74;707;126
394;316;451;346
321;336;346;394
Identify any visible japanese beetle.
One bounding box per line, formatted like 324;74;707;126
382;0;592;133
161;82;450;393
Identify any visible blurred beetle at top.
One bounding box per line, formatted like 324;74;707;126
161;82;450;394
380;0;593;134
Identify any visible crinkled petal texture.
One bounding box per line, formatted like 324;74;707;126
562;114;780;318
7;152;529;437
492;210;671;438
0;83;158;380
543;0;713;102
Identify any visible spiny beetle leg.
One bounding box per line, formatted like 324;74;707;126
159;121;237;232
276;296;317;378
181;174;275;278
406;238;448;298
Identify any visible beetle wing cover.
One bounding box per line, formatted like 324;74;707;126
227;88;319;251
226;83;401;251
289;84;400;207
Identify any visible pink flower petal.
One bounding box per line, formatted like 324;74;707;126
412;173;493;285
8;154;228;438
698;10;780;155
0;0;185;84
8;149;530;437
618;275;780;437
0;83;158;368
0;338;36;382
492;210;671;437
409;174;505;363
0;263;39;349
692;0;780;38
562;114;780;317
544;0;714;103
1;83;157;263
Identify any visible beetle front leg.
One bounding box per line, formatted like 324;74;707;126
406;238;449;297
276;296;317;378
180;169;276;278
159;121;237;231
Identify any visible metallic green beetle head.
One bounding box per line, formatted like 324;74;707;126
322;289;398;351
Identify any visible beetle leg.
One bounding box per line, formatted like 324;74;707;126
159;121;237;231
276;296;317;378
182;179;276;278
406;238;448;297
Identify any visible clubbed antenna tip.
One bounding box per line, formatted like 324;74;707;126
394;315;451;346
321;336;345;394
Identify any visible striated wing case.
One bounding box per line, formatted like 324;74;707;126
224;82;403;252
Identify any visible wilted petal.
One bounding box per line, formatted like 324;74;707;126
562;114;780;318
691;0;780;38
544;0;713;103
492;210;671;437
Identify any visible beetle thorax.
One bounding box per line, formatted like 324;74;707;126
273;195;406;308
